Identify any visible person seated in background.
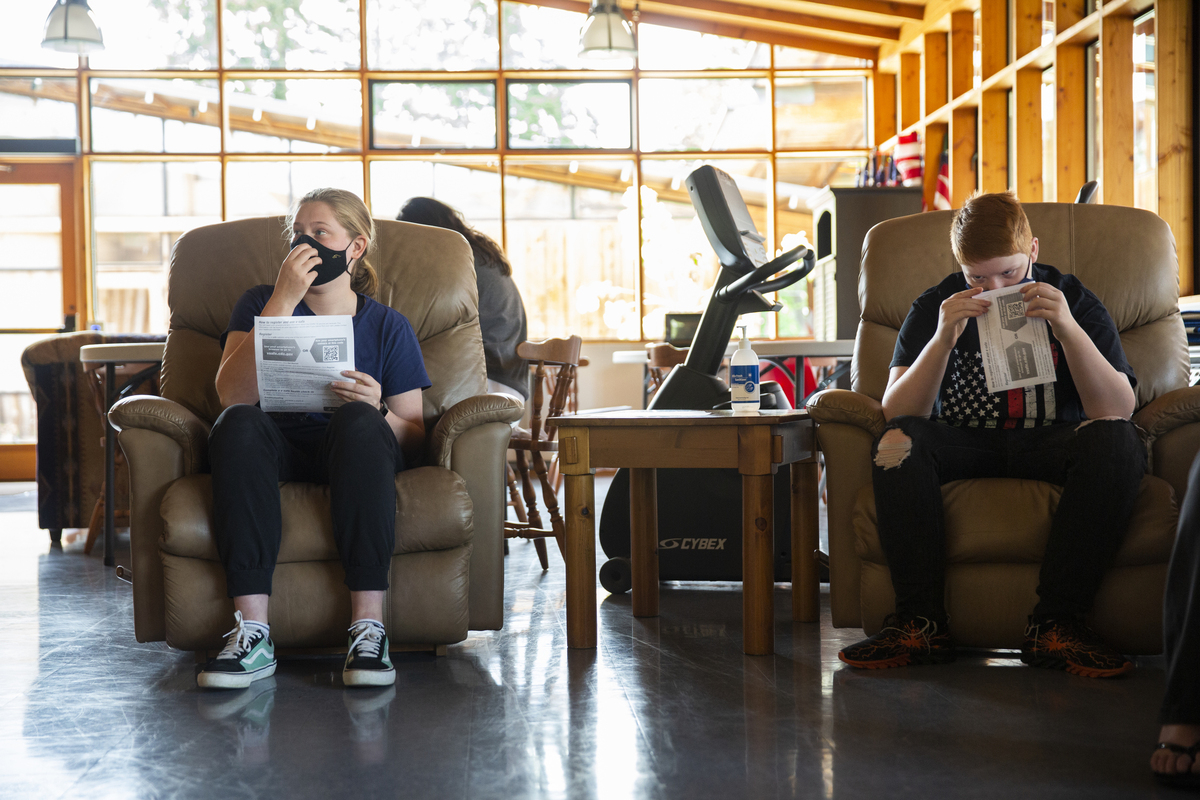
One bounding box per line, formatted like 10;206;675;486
397;197;529;401
838;191;1145;678
1151;454;1200;788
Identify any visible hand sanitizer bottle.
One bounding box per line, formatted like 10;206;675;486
730;325;760;415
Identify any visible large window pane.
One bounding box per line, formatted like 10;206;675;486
225;161;364;219
639;159;771;340
0;78;78;141
91;161;222;332
1133;12;1156;212
226;79;362;153
502;3;633;71
773;157;864;339
507;82;631;150
0;185;62;329
1041;66;1055;202
372;82;496;149
369;160;500;241
774;47;870;69
368;0;497;70
505;160;637;339
775;77;867;150
639;79;769;152
88;0;218;70
224;0;360;70
0;334;43;444
636;26;768;70
90;78;220;153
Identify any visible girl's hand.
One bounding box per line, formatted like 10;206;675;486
331;370;383;408
1020;282;1080;338
271;241;321;309
934;286;991;349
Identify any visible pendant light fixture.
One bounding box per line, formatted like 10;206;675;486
579;0;636;59
41;0;105;54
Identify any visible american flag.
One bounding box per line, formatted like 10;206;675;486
894;131;922;185
933;145;952;210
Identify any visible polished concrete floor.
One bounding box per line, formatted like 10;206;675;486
0;480;1184;799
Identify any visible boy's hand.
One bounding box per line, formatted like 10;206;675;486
1020;282;1080;339
935;287;990;348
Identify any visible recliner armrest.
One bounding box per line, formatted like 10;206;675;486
429;393;524;469
1132;386;1200;446
109;395;211;475
806;389;887;439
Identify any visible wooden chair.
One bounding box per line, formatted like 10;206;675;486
645;342;688;403
505;335;582;570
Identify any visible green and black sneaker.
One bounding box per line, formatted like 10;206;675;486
197;611;276;690
838;613;957;669
344;620;395;688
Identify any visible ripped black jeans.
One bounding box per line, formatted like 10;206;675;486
872;416;1146;622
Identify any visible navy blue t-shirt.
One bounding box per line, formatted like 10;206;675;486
223;285;431;430
890;263;1136;427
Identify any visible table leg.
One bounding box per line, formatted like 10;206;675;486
791;459;820;623
629;467;659;618
742;473;774;655
565;472;597;649
104;362;117;568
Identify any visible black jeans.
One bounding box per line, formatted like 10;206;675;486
872;416;1145;622
209;402;404;597
1160;453;1200;724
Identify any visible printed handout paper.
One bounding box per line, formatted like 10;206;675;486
254;315;355;413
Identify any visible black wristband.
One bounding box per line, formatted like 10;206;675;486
379;401;389;417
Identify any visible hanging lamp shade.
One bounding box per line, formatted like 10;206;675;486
579;0;635;59
41;0;105;54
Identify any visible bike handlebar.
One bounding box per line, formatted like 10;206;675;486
715;244;812;303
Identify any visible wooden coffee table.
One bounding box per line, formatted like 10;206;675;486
555;409;819;656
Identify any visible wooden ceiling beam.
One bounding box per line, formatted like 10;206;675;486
511;0;880;61
795;0;925;22
644;0;901;41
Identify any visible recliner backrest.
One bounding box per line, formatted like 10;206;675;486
159;216;486;438
853;203;1187;409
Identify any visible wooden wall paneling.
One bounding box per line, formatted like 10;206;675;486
901;52;922;129
980;0;1008;81
950;11;974;99
1014;69;1044;203
980;90;1009;192
924;33;949;117
1014;0;1043;60
874;71;897;145
1156;0;1194;296
1056;0;1086;34
1100;12;1134;206
950;107;979;206
1055;43;1087;202
923;122;948;210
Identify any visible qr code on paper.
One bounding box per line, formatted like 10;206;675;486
322;345;339;361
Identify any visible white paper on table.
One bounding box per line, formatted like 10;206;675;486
254;315;355;413
975;286;1056;393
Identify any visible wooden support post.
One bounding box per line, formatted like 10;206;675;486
1014;0;1043;60
1014;69;1044;203
1157;0;1195;296
924;32;948;117
564;472;597;649
873;71;897;145
1056;0;1086;34
923;122;948;210
980;0;1008;81
629;467;659;618
1100;13;1134;206
1056;43;1087;202
950;11;974;100
980;90;1009;193
951;107;978;206
900;52;921;130
742;472;774;656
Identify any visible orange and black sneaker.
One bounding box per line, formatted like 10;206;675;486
1020;616;1133;678
838;613;956;669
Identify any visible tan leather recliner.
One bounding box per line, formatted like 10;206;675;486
108;217;523;652
807;203;1199;654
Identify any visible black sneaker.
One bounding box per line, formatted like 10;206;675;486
1020;616;1133;678
197;611;276;690
343;620;395;687
838;613;957;669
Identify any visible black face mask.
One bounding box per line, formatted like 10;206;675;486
291;234;351;286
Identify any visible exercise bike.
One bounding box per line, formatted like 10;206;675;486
597;165;815;593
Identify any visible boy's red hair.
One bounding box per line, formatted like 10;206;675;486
950;191;1034;266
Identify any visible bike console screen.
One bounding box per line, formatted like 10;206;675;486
685;165;767;272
